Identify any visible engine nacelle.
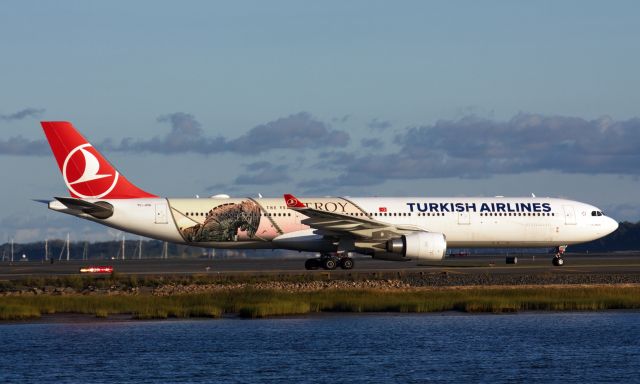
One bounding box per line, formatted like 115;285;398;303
386;232;447;264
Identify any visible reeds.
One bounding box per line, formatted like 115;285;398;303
1;286;639;320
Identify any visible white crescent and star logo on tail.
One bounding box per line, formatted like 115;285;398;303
63;143;119;198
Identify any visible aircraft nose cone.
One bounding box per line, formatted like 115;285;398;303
606;217;619;235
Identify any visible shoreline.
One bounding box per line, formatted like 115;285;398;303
4;308;640;326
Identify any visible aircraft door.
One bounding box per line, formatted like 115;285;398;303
457;211;470;225
562;205;576;225
155;203;168;224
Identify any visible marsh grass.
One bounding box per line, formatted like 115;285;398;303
1;286;639;320
0;303;41;320
238;301;310;318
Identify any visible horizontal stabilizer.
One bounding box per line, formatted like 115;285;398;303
54;197;114;219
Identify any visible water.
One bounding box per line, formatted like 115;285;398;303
1;312;639;383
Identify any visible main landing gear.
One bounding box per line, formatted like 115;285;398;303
305;254;354;270
552;245;567;266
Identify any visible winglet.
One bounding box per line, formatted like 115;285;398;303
284;194;306;209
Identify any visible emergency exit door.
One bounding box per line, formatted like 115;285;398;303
155;203;168;224
562;205;576;225
458;211;470;225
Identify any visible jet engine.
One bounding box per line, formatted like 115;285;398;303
386;232;447;263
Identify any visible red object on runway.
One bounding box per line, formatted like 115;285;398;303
79;266;114;274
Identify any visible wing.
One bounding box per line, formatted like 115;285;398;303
284;193;423;242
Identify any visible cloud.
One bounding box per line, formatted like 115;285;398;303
234;161;291;185
361;138;384;148
103;112;227;154
0;107;49;155
0;136;49;156
3;111;349;157
104;112;349;155
331;114;351;124
227;112;350;154
0;108;45;122
311;113;640;187
367;118;392;131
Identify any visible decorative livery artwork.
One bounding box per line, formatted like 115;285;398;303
171;197;371;244
179;200;262;242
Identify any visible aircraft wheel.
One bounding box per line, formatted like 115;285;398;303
340;258;354;270
552;257;565;267
322;258;338;270
305;258;320;270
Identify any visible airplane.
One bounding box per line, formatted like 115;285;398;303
39;121;619;270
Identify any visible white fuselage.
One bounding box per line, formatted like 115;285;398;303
49;196;619;254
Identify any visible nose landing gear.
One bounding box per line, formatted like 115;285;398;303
552;245;567;266
304;254;355;270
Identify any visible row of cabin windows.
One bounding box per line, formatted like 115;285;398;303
186;211;555;218
186;212;293;217
342;212;554;217
347;212;411;217
480;212;554;217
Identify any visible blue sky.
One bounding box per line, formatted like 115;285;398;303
1;1;640;242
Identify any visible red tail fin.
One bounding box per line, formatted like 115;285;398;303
41;121;157;199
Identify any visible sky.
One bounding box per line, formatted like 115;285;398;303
1;1;640;242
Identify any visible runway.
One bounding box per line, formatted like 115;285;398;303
1;253;639;280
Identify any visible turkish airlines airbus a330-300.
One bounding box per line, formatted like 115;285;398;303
39;122;619;269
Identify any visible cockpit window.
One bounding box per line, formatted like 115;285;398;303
592;210;604;216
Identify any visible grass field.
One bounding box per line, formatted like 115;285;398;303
1;286;639;320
